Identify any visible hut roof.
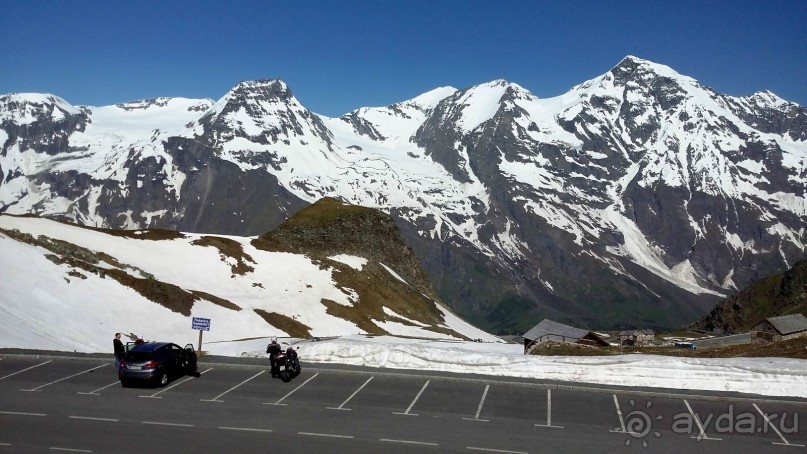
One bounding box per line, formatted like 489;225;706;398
524;319;592;343
762;314;807;335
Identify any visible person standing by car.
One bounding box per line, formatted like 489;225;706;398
113;333;125;372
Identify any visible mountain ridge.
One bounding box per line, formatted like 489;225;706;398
1;56;805;334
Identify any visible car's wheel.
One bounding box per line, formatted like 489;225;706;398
157;372;169;387
120;379;131;388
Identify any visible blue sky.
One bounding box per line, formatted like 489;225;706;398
2;1;805;117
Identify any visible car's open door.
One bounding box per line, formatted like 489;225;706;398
183;344;198;373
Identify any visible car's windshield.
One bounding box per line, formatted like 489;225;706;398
125;351;154;361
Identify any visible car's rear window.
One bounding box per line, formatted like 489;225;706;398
125;351;154;361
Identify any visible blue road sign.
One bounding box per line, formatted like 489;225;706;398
192;317;211;331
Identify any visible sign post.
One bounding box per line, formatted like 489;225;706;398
191;317;211;354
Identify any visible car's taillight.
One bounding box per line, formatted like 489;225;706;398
143;360;161;369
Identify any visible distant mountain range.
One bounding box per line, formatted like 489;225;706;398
1;56;805;334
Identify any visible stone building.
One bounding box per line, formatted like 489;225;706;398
752;314;807;343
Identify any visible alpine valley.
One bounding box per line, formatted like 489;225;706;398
1;56;805;334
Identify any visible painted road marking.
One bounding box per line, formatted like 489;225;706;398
142;421;194;427
753;403;805;447
463;384;490;422
202;370;265;402
467;447;527;454
264;372;319;406
534;389;563;429
380;438;438;446
49;447;91;453
328;376;373;411
20;364;107;391
394;380;429;416
219;426;273;433
1;360;51;380
69;416;119;422
78;381;120;395
140;368;212;398
683;400;722;441
298;432;354;439
609;394;641;436
0;411;46;417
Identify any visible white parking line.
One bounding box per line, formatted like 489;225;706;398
298;432;353;439
0;442;10;446
142;421;194;427
264;372;319;406
140;367;212;398
202;370;265;402
0;411;46;417
393;380;429;416
78;380;120;395
1;360;51;380
534;389;564;429
467;447;527;454
609;394;641;436
69;416;119;422
463;384;490;422
381;439;438;447
19;364;107;391
683;400;721;441
49;447;91;453
753;403;805;447
328;376;373;411
219;426;273;433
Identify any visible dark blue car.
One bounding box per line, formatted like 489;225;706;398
119;342;198;387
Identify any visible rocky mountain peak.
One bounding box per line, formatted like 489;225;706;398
229;79;293;102
608;55;698;92
744;90;793;109
189;78;332;148
0;93;82;124
0;93;88;156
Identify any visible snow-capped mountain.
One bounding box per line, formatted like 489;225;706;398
1;56;805;334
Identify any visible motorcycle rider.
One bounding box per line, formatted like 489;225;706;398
266;337;282;378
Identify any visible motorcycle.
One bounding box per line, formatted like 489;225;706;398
272;346;301;382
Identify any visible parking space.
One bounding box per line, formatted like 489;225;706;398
346;374;427;412
0;358;54;382
400;378;483;418
1;355;806;453
603;393;807;450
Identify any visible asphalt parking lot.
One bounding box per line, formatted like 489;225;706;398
1;352;806;453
